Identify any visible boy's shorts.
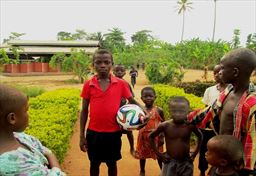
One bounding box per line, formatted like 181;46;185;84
86;129;122;163
162;158;193;176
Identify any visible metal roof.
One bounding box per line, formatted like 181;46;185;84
6;40;100;47
0;40;100;55
3;46;99;54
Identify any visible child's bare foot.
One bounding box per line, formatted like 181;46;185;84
130;148;135;157
139;171;145;176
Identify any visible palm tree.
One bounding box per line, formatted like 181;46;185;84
176;0;193;41
212;0;217;41
103;28;126;52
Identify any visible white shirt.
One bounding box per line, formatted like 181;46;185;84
202;85;220;106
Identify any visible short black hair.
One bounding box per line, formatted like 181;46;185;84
0;84;27;120
141;86;156;96
169;96;190;106
93;49;113;62
222;48;256;77
209;135;243;165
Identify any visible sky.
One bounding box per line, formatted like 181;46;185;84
0;0;255;46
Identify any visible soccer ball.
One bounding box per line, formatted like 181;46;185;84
116;104;146;131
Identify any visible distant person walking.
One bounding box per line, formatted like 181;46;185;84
129;66;138;88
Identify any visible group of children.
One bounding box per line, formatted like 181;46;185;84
0;48;256;176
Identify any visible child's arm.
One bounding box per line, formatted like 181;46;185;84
149;123;169;162
190;125;203;160
157;107;165;122
80;99;89;152
44;150;61;169
157;107;165;146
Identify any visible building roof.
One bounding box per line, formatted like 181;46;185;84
6;40;99;46
0;40;100;55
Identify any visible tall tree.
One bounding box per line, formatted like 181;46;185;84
103;28;126;52
57;31;73;40
212;0;217;41
57;29;87;40
176;0;193;41
86;32;104;47
231;29;241;49
72;29;87;40
131;30;153;45
3;32;26;43
246;33;256;52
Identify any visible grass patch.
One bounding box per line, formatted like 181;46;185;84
64;78;81;84
14;85;46;97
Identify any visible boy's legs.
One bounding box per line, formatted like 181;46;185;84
90;161;101;176
106;161;117;176
157;158;162;169
140;159;146;176
131;77;135;87
86;130;122;176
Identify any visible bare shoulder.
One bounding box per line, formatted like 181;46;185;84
161;119;173;128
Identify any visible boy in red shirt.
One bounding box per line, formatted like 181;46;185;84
80;49;144;176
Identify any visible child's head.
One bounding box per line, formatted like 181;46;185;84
213;64;222;83
169;96;190;123
141;86;156;107
206;135;244;169
219;48;256;84
92;49;113;76
113;64;126;79
0;84;29;132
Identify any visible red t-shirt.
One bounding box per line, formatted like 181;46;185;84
81;74;132;132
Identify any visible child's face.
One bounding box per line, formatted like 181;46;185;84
205;140;222;167
213;65;221;83
141;89;155;107
219;58;236;84
169;101;189;123
14;100;29;132
113;65;126;79
93;53;113;77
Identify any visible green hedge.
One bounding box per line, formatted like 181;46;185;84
174;81;215;97
153;84;204;119
25;88;80;163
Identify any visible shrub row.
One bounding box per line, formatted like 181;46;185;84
174;81;215;97
25;88;81;162
153;84;205;119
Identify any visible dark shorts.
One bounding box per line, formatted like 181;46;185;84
86;129;122;163
162;158;193;176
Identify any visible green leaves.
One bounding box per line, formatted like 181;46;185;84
50;50;91;83
153;84;204;119
26;88;80;163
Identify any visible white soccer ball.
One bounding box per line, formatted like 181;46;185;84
116;104;146;131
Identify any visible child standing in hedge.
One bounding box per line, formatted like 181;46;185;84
0;84;65;176
149;96;203;176
135;86;165;176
